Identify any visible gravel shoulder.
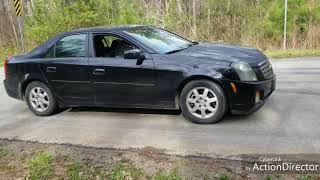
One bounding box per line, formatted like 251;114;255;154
1;139;317;180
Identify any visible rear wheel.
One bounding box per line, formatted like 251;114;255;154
25;81;58;116
180;80;227;124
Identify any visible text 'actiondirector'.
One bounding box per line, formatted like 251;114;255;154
242;154;320;174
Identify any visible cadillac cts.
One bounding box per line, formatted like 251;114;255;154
3;25;276;124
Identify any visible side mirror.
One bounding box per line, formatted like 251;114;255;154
124;49;146;65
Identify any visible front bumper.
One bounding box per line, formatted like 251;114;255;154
227;76;276;115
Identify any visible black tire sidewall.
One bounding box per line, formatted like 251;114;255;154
180;80;227;124
25;81;57;116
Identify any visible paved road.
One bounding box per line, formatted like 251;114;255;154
0;57;320;157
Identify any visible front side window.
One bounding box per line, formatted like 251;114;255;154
124;27;192;54
54;34;86;58
93;34;137;58
44;46;55;58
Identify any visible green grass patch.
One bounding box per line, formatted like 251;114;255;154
26;152;54;180
0;147;9;159
266;49;320;58
298;175;314;180
264;175;272;180
66;163;84;180
217;173;230;180
153;167;183;180
111;159;145;180
65;159;183;180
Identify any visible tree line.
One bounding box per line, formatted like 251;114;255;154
0;0;320;52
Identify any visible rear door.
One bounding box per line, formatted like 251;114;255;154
89;33;156;107
39;33;93;105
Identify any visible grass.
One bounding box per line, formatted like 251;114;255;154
266;49;320;58
298;175;314;180
26;152;54;180
24;154;183;180
0;147;9;159
111;160;146;180
66;163;83;180
2;140;320;180
153;167;183;180
265;175;272;180
218;174;231;180
110;159;183;180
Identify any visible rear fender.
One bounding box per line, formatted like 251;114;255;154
20;72;54;100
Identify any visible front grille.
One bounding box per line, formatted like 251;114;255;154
258;60;274;79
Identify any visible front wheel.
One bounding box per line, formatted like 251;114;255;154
180;80;227;124
25;81;58;116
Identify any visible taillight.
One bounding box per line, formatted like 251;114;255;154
4;56;12;80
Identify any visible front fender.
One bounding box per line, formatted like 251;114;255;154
177;63;230;91
175;66;233;110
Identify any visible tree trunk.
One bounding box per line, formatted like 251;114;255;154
207;5;211;41
192;0;197;38
10;14;19;48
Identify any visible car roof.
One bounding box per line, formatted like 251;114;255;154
71;25;150;33
22;25;156;58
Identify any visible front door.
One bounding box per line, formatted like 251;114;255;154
39;33;93;106
89;33;156;107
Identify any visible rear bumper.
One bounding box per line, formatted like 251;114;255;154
228;76;276;115
3;79;23;100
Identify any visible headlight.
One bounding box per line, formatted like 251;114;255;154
231;62;258;81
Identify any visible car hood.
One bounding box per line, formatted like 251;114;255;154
173;43;268;67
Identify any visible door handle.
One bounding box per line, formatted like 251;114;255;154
46;67;56;72
93;68;105;75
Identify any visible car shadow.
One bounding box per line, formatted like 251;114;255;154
59;106;259;124
64;107;257;124
67;107;182;115
217;111;263;125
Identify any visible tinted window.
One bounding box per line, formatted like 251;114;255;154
55;34;86;58
124;27;192;54
44;46;55;58
94;34;136;58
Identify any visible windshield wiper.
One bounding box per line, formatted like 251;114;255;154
165;42;198;54
165;48;187;54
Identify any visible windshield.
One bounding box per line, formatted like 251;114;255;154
124;27;193;54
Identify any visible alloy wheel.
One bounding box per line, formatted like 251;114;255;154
29;87;50;112
186;87;218;119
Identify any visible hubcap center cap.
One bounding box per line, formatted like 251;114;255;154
199;99;206;106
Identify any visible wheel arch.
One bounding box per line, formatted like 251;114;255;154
20;75;48;100
175;74;229;110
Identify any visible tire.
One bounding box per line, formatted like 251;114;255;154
25;81;58;116
180;80;227;124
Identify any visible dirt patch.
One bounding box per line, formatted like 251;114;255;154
0;139;318;179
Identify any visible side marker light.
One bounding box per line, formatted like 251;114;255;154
230;82;237;93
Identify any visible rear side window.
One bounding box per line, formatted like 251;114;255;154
45;34;87;58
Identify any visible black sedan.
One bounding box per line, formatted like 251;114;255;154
3;25;275;124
